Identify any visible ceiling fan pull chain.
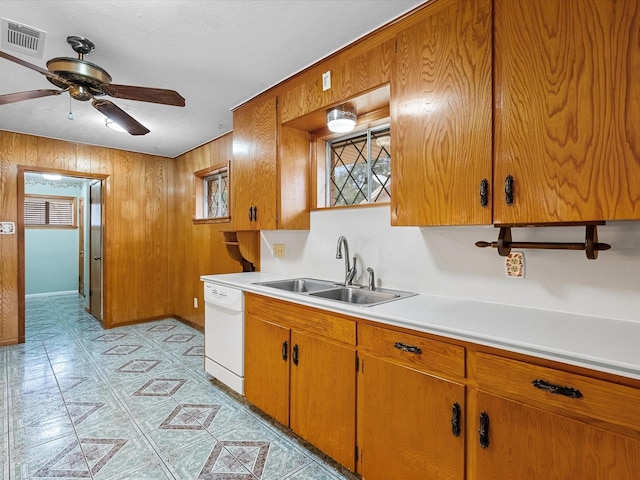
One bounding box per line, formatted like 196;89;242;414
67;96;74;120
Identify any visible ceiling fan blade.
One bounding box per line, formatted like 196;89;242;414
101;83;185;106
92;99;150;136
0;89;64;105
0;51;68;84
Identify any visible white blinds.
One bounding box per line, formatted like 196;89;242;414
24;196;75;227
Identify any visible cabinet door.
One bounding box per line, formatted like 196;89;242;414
475;391;640;480
244;315;290;426
391;0;492;226
494;0;640;224
290;330;356;471
358;354;465;480
232;95;278;230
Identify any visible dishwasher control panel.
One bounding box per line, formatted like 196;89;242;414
204;282;243;310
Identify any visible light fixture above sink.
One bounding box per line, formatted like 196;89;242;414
326;103;357;133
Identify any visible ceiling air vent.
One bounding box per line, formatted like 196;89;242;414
1;18;46;58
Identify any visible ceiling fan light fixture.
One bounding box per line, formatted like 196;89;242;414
69;84;92;101
0;35;183;137
327;103;357;133
105;118;126;133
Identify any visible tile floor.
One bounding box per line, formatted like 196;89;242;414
1;293;354;480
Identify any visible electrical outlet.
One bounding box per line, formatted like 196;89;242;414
322;71;331;91
273;244;286;258
193;297;198;308
505;251;525;278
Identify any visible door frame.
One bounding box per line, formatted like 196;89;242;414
17;166;109;342
78;196;85;296
88;179;103;323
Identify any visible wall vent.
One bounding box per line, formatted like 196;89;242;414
1;18;46;58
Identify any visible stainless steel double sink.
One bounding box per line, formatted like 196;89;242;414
253;278;416;307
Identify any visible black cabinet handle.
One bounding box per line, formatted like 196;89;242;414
479;412;490;449
248;207;253;221
292;344;299;366
532;379;583;399
451;402;461;437
281;341;288;361
393;342;422;355
480;178;489;208
253;206;257;222
505;175;514;206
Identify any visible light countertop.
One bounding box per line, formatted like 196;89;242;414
201;272;640;381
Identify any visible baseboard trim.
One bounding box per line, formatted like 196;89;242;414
173;314;204;333
109;314;204;333
26;290;79;298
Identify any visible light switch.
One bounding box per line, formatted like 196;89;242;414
322;71;331;91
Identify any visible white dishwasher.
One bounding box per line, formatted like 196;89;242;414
203;282;244;395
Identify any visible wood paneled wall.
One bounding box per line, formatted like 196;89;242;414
0;130;243;345
169;133;241;330
245;2;428;123
0;2;434;345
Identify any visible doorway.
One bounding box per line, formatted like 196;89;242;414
18;167;108;342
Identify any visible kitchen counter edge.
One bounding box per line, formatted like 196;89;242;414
201;272;640;382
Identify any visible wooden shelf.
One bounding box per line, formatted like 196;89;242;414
221;231;260;271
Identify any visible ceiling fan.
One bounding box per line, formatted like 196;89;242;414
0;35;185;135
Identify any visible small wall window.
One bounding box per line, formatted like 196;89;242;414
194;162;230;223
326;125;391;207
24;194;77;228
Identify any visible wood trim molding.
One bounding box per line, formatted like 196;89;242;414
17;165;109;342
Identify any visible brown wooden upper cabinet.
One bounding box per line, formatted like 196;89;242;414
390;0;493;226
232;95;310;230
493;0;640;224
392;0;640;227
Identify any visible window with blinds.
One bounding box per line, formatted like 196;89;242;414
24;194;77;228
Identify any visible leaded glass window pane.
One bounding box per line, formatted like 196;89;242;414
204;171;228;218
327;126;391;207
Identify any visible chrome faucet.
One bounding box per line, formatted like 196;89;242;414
336;235;357;285
367;267;375;290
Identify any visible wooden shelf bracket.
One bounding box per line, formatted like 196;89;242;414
475;224;611;260
222;231;260;271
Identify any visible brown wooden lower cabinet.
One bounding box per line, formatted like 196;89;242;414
290;330;356;470
244;293;640;480
244;315;290;426
471;352;640;480
473;391;640;480
358;354;465;479
244;293;357;471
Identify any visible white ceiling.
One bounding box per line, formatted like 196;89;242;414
0;1;425;158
